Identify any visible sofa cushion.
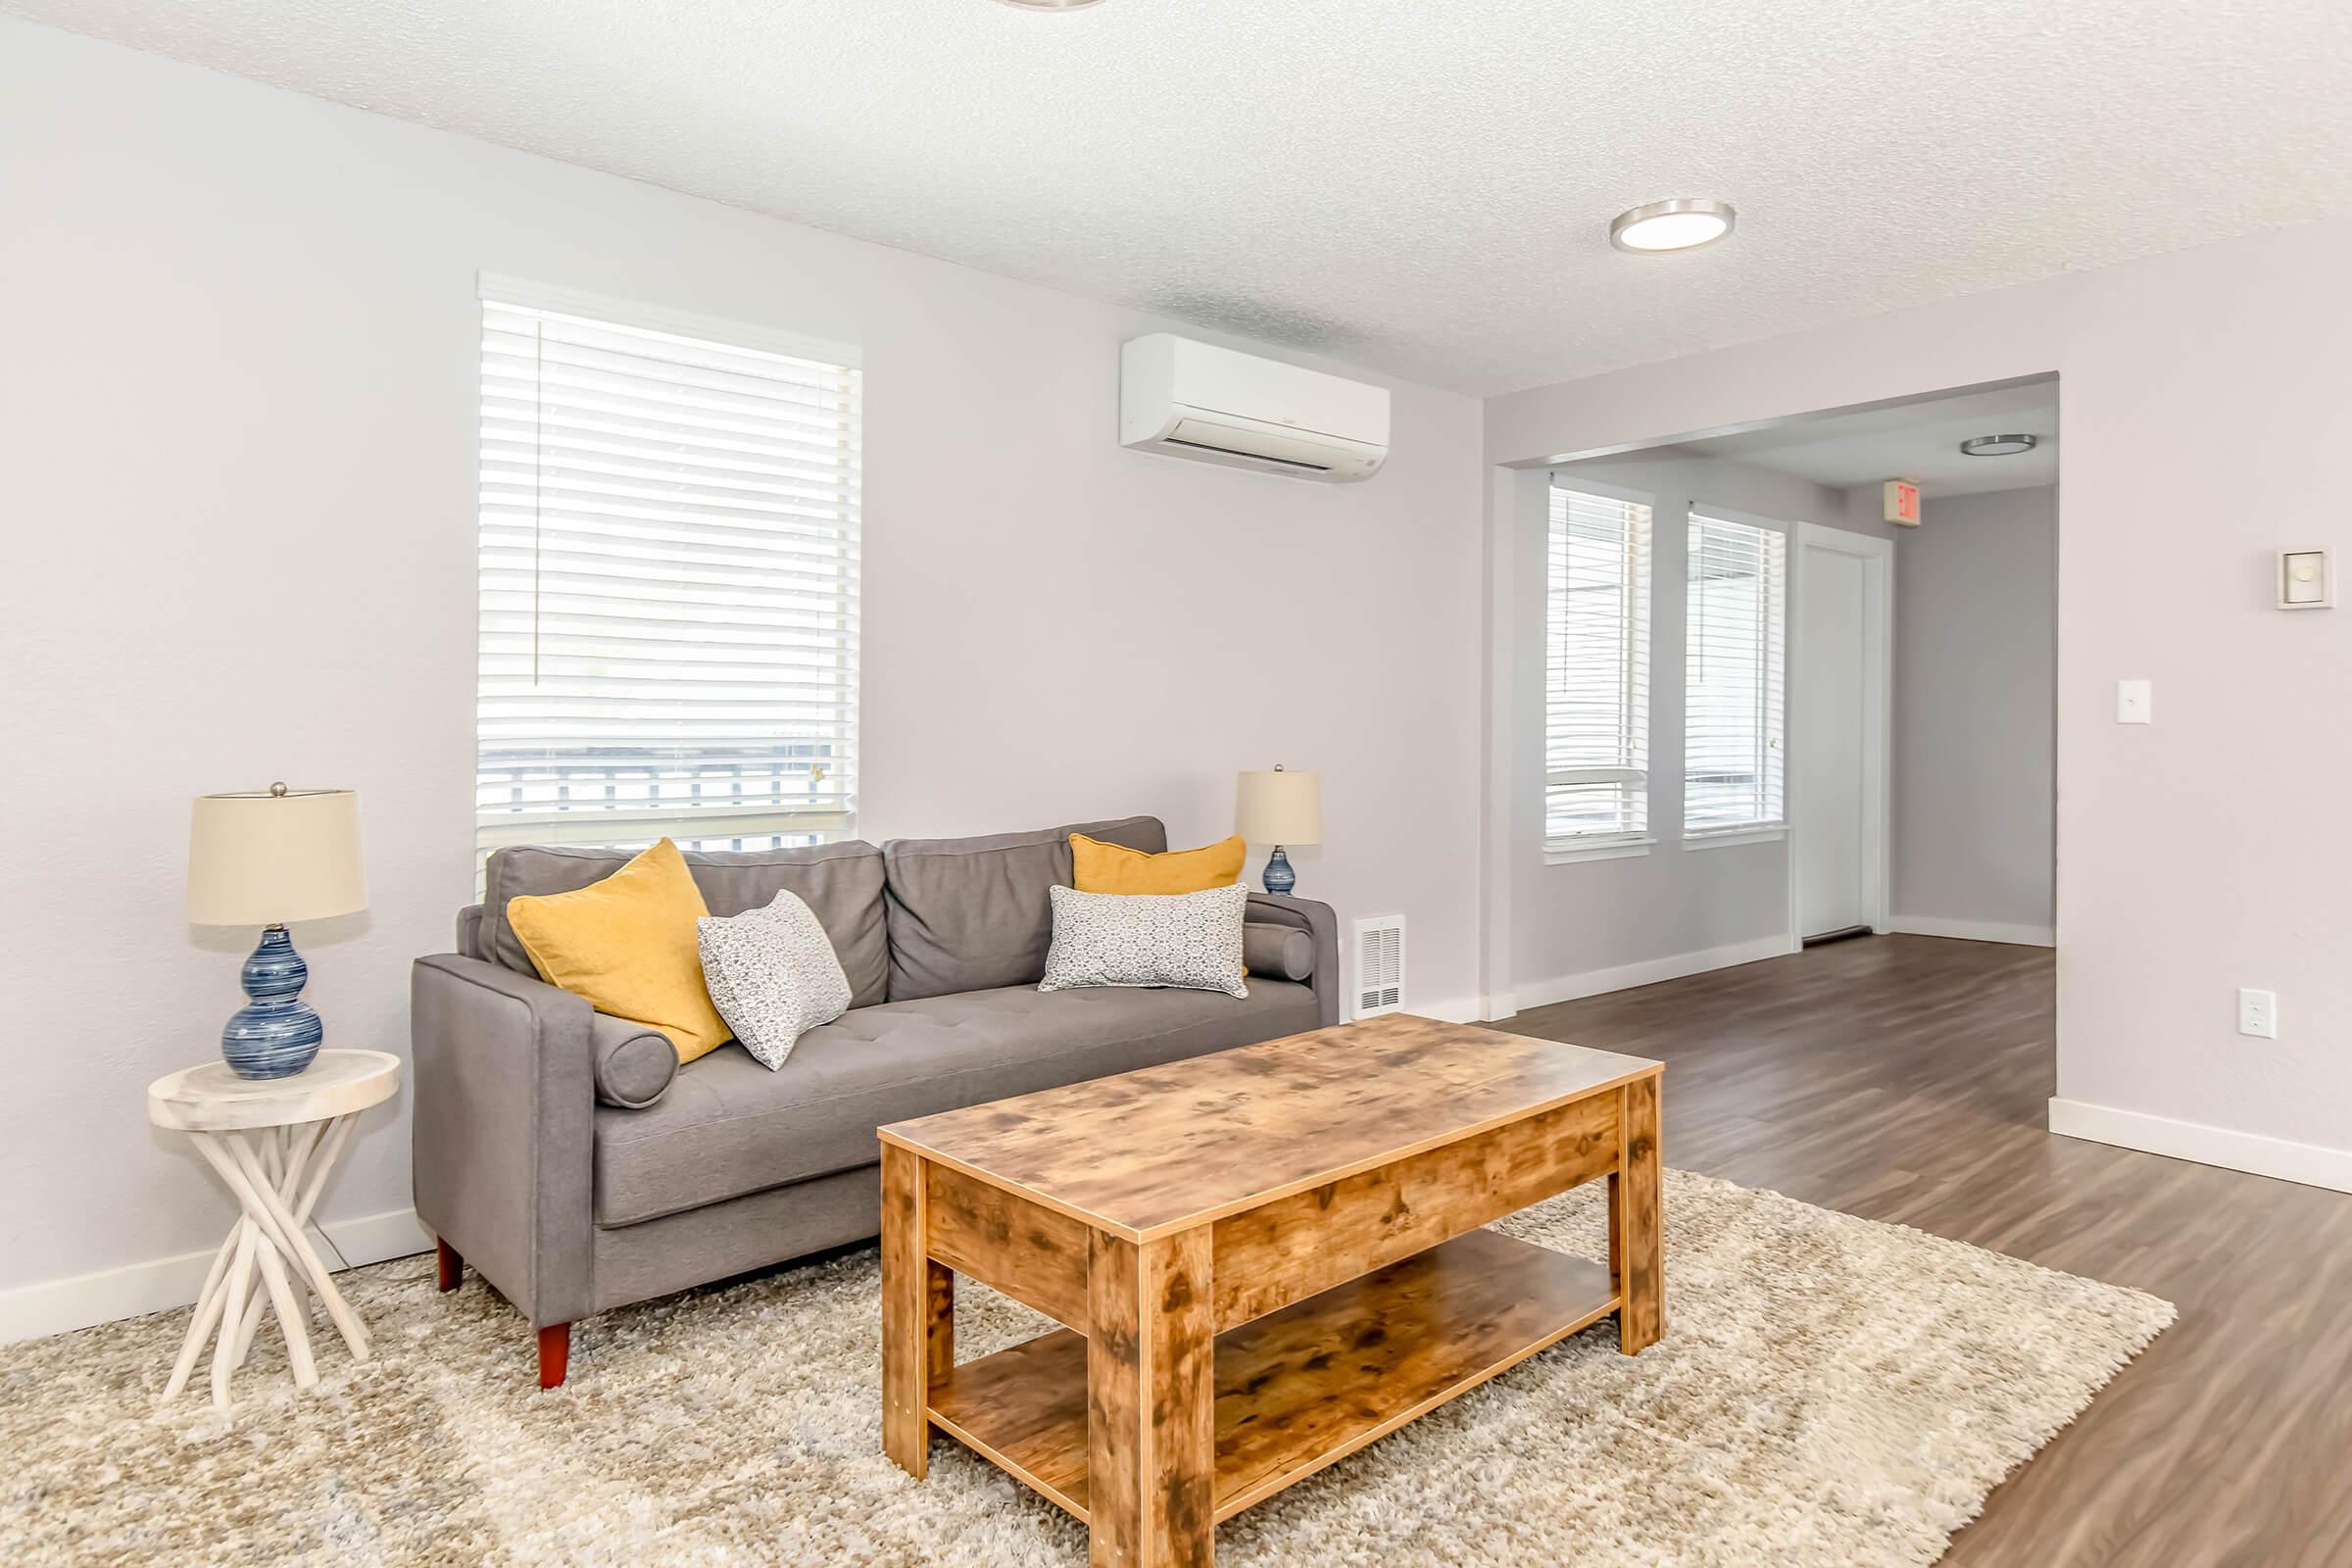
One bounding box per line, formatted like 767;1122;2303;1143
591;1013;680;1109
881;816;1165;1003
592;978;1320;1227
1039;884;1250;1000
698;892;853;1071
1243;921;1315;981
1070;832;1245;895
484;840;889;1008
456;904;488;961
506;838;730;1062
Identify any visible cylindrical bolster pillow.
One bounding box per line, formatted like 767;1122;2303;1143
1243;921;1315;982
591;1013;680;1109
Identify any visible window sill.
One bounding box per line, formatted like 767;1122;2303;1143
1682;826;1788;852
1544;837;1655;865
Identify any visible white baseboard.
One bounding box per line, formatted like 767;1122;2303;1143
324;1208;438;1271
1510;935;1795;1013
0;1206;433;1347
1889;915;2055;948
1408;994;1492;1025
2048;1098;2352;1195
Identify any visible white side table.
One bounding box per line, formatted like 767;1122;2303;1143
147;1048;401;1418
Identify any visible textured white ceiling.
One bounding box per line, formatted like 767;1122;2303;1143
1671;382;2060;497
13;0;2351;393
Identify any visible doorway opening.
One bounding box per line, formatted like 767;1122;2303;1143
1658;379;2060;953
1490;373;2058;1015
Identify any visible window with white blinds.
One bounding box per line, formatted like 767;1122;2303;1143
1684;512;1787;836
1544;485;1651;849
476;283;861;861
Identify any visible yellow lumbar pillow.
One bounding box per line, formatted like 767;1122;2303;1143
507;838;731;1063
1070;832;1247;896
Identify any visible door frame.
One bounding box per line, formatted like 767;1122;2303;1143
1787;520;1894;943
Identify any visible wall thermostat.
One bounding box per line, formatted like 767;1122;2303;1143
2279;549;2332;609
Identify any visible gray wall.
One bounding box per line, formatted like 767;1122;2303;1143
0;20;1488;1332
1884;484;2058;935
1506;455;2057;1004
1489;211;2352;1173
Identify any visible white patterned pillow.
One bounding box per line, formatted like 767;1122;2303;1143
697;891;853;1070
1039;884;1250;1000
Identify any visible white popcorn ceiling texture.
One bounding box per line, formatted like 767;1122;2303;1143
12;0;2352;393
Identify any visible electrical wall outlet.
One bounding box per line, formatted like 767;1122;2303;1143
2237;988;2278;1040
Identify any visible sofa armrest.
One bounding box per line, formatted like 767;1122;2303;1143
1246;893;1343;1027
411;954;597;1328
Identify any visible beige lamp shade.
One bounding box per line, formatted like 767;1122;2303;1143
187;786;368;926
1236;766;1322;846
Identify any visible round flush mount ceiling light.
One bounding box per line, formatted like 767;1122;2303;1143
1609;198;1737;254
1959;434;2038;458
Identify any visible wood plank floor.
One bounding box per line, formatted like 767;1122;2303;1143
1499;934;2352;1568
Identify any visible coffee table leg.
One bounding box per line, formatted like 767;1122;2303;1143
882;1144;952;1479
1088;1226;1214;1568
1613;1075;1664;1354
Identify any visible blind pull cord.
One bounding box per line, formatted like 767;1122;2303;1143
532;319;544;689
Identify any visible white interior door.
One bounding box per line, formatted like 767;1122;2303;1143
1793;526;1890;938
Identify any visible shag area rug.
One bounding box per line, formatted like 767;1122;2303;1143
0;1170;2171;1567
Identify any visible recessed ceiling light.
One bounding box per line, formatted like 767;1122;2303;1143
993;0;1104;9
1959;434;2038;458
1609;198;1737;254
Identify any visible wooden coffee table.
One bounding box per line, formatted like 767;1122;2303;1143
878;1013;1664;1566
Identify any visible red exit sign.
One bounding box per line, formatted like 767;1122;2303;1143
1884;479;1922;527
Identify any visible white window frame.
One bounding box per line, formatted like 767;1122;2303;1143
1544;478;1653;862
474;274;862;865
1682;506;1788;842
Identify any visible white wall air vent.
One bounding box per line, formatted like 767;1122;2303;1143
1351;914;1406;1018
1120;333;1390;483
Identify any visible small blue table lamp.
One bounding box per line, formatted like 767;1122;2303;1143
1236;764;1322;897
187;783;368;1080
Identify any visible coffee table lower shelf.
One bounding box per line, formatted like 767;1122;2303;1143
925;1228;1616;1525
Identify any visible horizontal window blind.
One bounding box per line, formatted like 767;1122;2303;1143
1545;486;1651;847
1684;513;1786;835
476;295;861;861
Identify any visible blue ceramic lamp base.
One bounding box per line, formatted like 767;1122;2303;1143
1261;846;1298;897
221;925;323;1080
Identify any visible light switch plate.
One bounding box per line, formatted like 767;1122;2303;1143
2280;549;2332;609
2116;678;2152;724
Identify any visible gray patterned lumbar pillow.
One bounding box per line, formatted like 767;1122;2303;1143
697;891;853;1070
1039;884;1250;1000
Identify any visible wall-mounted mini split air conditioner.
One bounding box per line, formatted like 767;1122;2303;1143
1119;333;1390;483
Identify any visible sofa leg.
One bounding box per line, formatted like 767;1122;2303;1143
538;1322;571;1390
435;1238;464;1293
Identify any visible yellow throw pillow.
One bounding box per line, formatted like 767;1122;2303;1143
506;838;731;1063
1069;832;1247;896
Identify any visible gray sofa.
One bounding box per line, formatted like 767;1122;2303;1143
412;813;1339;1387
